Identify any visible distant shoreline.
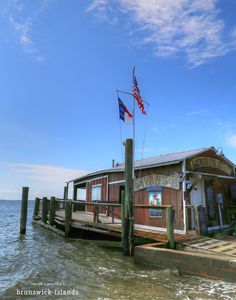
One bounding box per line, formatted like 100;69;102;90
0;199;34;201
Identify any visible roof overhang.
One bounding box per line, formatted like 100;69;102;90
70;160;182;183
186;171;236;180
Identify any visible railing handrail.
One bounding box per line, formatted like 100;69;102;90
134;204;172;209
36;197;173;209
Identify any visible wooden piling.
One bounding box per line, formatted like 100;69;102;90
166;207;175;249
123;138;134;256
65;201;72;237
49;197;56;227
20;187;29;234
33;197;40;217
41;197;48;224
64;185;68;200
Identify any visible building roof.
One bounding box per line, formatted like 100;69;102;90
71;147;224;183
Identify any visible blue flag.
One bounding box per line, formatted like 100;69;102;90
118;97;133;125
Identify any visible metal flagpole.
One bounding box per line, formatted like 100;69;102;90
116;89;149;105
132;67;136;180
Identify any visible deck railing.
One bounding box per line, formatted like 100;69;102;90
33;197;175;249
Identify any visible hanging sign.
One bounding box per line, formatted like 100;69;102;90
189;157;232;176
134;174;180;191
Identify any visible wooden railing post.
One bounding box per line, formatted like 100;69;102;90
65;201;72;237
72;185;78;212
185;206;189;231
111;206;114;224
20;187;29;234
41;197;48;224
49;197;56;226
194;205;200;235
166;207;175;249
93;205;99;223
33;197;40;217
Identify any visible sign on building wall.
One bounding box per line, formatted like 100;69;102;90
189;157;232;176
134;174;180;191
148;189;162;217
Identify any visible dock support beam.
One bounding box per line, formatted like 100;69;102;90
123;139;134;256
20;187;29;234
49;197;56;227
41;197;48;224
166;207;175;249
65;201;72;238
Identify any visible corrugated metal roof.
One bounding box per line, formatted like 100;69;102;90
134;147;212;168
71;147;213;182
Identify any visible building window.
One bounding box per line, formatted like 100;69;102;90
91;184;102;201
148;186;163;218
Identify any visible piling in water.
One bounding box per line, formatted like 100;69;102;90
65;201;72;237
33;197;40;218
20;187;29;234
41;197;48;224
49;197;56;226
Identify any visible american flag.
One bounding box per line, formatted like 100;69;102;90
133;69;146;115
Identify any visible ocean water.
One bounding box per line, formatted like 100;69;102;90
0;200;235;300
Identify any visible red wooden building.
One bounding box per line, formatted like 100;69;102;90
71;147;236;235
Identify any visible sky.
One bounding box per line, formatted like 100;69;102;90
0;0;236;200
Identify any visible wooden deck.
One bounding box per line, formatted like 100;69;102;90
178;236;236;258
52;209;194;242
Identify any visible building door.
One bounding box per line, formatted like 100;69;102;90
190;177;205;229
205;180;226;231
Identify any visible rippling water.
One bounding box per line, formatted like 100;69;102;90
0;200;235;300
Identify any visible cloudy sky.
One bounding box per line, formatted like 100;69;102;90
0;0;236;200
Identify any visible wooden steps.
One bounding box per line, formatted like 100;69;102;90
179;237;236;257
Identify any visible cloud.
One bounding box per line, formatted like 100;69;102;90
152;123;177;133
9;16;35;54
87;0;236;67
5;163;88;184
0;189;19;194
186;109;209;116
4;0;49;60
135;147;153;153
226;133;236;148
87;0;118;24
0;163;89;200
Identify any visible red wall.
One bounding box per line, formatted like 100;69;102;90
107;163;184;230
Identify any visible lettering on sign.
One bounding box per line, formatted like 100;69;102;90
189;157;232;176
134;174;180;191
